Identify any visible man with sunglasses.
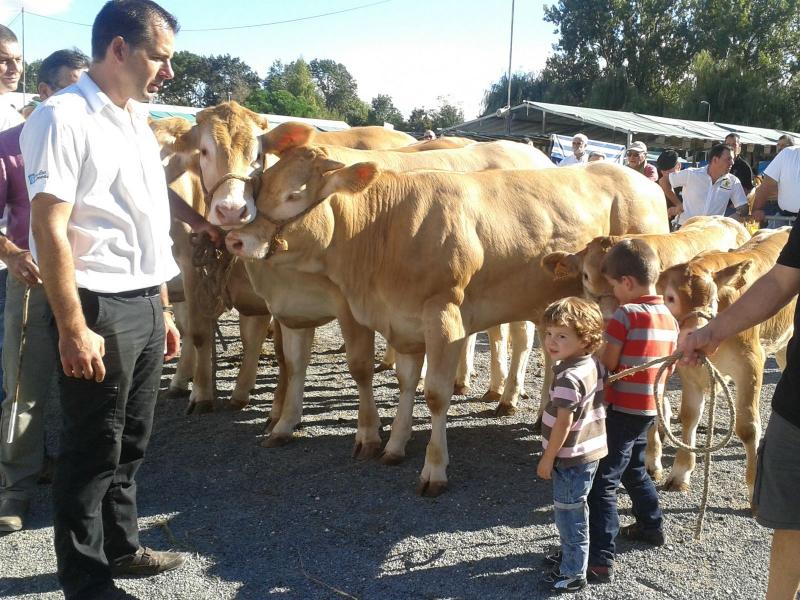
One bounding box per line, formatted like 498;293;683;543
625;141;657;181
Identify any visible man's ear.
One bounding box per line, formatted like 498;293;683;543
319;162;379;198
260;122;316;156
541;251;582;279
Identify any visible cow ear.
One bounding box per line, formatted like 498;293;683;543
150;117;195;155
319;162;379;198
713;259;753;289
541;251;581;279
260;122;316;156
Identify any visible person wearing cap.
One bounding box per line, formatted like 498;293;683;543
625;141;657;181
659;143;749;227
559;133;589;167
423;129;436;141
724;133;754;194
588;151;605;163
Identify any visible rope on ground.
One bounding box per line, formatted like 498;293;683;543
608;351;736;539
190;232;236;319
5;285;31;445
295;546;359;599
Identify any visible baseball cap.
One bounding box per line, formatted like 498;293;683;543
627;141;647;153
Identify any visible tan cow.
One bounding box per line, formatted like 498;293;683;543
656;227;794;497
226;151;668;495
315;126;416;150
392;136;475;152
151;110;273;413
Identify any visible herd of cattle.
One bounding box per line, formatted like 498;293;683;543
150;102;793;500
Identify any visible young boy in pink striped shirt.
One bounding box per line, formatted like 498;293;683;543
538;297;608;593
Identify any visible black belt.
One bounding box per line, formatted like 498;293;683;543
79;285;161;299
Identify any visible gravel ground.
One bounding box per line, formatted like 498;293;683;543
0;313;779;599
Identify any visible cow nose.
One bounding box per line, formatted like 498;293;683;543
226;234;244;255
214;205;252;225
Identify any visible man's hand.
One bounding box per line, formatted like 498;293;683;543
750;208;765;224
537;455;555;480
677;323;720;366
667;204;683;218
6;250;41;286
59;327;106;382
164;312;180;361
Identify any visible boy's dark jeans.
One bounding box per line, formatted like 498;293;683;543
588;407;663;568
53;290;164;600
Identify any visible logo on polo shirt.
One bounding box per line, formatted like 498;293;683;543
27;170;48;185
720;175;732;190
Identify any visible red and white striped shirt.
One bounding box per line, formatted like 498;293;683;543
604;296;678;416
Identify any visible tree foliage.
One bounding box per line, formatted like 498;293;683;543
482;0;800;129
367;94;405;127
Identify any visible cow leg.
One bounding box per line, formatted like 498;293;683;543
727;346;764;498
454;333;477;396
266;321;286;433
376;338;396;372
417;301;466;497
186;316;215;414
229;314;271;410
646;396;671;482
167;301;194;398
262;325;314;448
532;341;554;433
338;310;381;460
482;324;508;402
775;343;789;371
663;367;706;492
381;351;425;465
496;321;535;416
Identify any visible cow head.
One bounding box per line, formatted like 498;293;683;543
542;236;628;319
164;102;269;229
226;140;379;259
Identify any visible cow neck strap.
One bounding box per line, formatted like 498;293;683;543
679;307;717;327
203;170;262;205
261;196;329;261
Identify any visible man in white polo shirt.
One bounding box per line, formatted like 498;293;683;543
559;133;589;166
660;143;749;227
751;145;800;224
21;2;184;599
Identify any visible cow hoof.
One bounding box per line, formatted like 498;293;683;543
521;392;530;400
186;400;214;415
165;387;190;399
228;396;249;411
648;468;664;483
374;362;394;373
352;441;382;461
663;478;690;493
481;390;502;403
416;479;447;497
453;384;470;396
379;451;405;466
494;403;517;417
261;433;292;448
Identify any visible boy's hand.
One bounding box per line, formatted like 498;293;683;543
537;455;554;480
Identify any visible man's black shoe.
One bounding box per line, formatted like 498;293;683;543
111;547;185;577
619;522;665;546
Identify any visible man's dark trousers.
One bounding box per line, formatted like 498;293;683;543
587;407;663;568
53;288;164;600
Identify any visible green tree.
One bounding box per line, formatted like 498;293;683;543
159;50;209;106
407;107;434;132
367;94;405;127
264;59;327;117
431;97;464;129
201;54;260;106
22;59;42;94
244;88;322;118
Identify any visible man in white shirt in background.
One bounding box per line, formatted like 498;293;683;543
751;145;800;223
0;24;23;417
660;143;749;226
559;133;589;166
22;1;185;598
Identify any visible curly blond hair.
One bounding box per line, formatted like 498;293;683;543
542;296;604;353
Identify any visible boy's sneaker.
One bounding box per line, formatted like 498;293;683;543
548;574;587;593
541;549;562;567
587;565;614;584
619;522;665;546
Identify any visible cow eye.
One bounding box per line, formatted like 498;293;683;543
288;192;300;201
666;295;675;303
199;148;208;157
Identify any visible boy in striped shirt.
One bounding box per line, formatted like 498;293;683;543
587;239;679;583
538;297;607;593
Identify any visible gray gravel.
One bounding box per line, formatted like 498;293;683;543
0;314;777;599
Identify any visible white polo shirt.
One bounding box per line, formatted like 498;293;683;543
21;72;178;293
764;146;800;213
559;153;588;167
669;166;748;225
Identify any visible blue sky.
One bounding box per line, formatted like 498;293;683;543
0;0;558;119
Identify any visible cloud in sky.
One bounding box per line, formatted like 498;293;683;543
0;0;71;24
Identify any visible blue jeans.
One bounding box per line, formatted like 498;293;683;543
0;269;7;400
588;408;662;568
553;460;599;578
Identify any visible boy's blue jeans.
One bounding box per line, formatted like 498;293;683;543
553;460;599;578
588;407;663;568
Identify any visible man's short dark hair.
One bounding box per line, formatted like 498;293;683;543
92;0;179;61
724;132;741;143
601;239;660;286
709;143;732;162
656;149;679;171
38;49;90;88
0;25;18;47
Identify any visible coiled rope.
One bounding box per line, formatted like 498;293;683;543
190;232;236;319
608;351;736;538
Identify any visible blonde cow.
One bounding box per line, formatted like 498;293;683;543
657;227;795;497
151;107;273;413
315;125;417;150
226;153;669;495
